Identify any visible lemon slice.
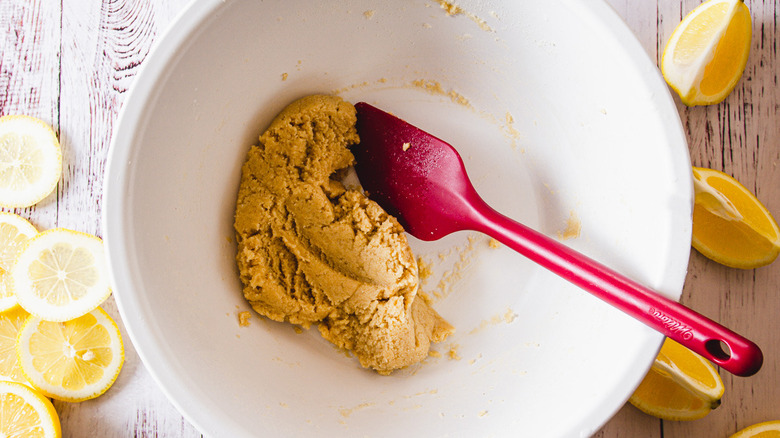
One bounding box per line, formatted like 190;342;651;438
0;115;62;208
11;229;111;322
661;0;751;106
0;212;38;312
0;306;31;385
17;306;124;402
730;421;780;438
629;338;723;421
0;380;61;438
692;167;780;269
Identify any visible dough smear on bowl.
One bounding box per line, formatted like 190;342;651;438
234;95;453;374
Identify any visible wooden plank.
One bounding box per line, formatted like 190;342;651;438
665;0;780;434
602;1;780;437
0;0;61;229
0;0;60;120
54;0;200;436
593;404;663;437
605;0;662;61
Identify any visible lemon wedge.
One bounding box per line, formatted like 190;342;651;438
0;380;61;438
661;0;751;106
0;212;38;312
0;115;62;208
17;306;124;402
11;228;111;322
692;167;780;269
730;420;780;438
629;338;723;421
0;306;30;384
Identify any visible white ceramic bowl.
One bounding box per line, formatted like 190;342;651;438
104;1;692;436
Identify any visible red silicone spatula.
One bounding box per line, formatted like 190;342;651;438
353;102;762;377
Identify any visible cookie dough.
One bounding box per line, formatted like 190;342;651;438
234;95;453;374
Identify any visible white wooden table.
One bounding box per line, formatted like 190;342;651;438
1;1;778;436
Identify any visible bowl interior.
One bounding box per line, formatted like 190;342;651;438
105;1;692;436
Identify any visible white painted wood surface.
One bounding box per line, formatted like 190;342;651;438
1;1;778;436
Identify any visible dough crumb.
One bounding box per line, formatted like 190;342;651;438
503;112;523;149
448;344;461;360
417;257;433;281
340;402;375;418
437;0;463;16
488;238;501;249
434;233;479;301
410;79;472;109
434;0;493;32
557;210;581;241
469;308;517;334
238;311;252;327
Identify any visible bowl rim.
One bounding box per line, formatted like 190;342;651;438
103;0;233;434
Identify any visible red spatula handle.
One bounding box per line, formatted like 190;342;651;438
472;203;763;376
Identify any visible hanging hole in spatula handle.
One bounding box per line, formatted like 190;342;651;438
706;339;732;361
700;336;762;376
642;302;762;377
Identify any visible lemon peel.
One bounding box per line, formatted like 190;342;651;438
0;212;38;312
729;420;780;438
0;306;31;384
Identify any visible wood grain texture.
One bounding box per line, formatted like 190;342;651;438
1;0;778;437
600;1;780;437
0;0;61;230
56;0;199;435
2;0;199;437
